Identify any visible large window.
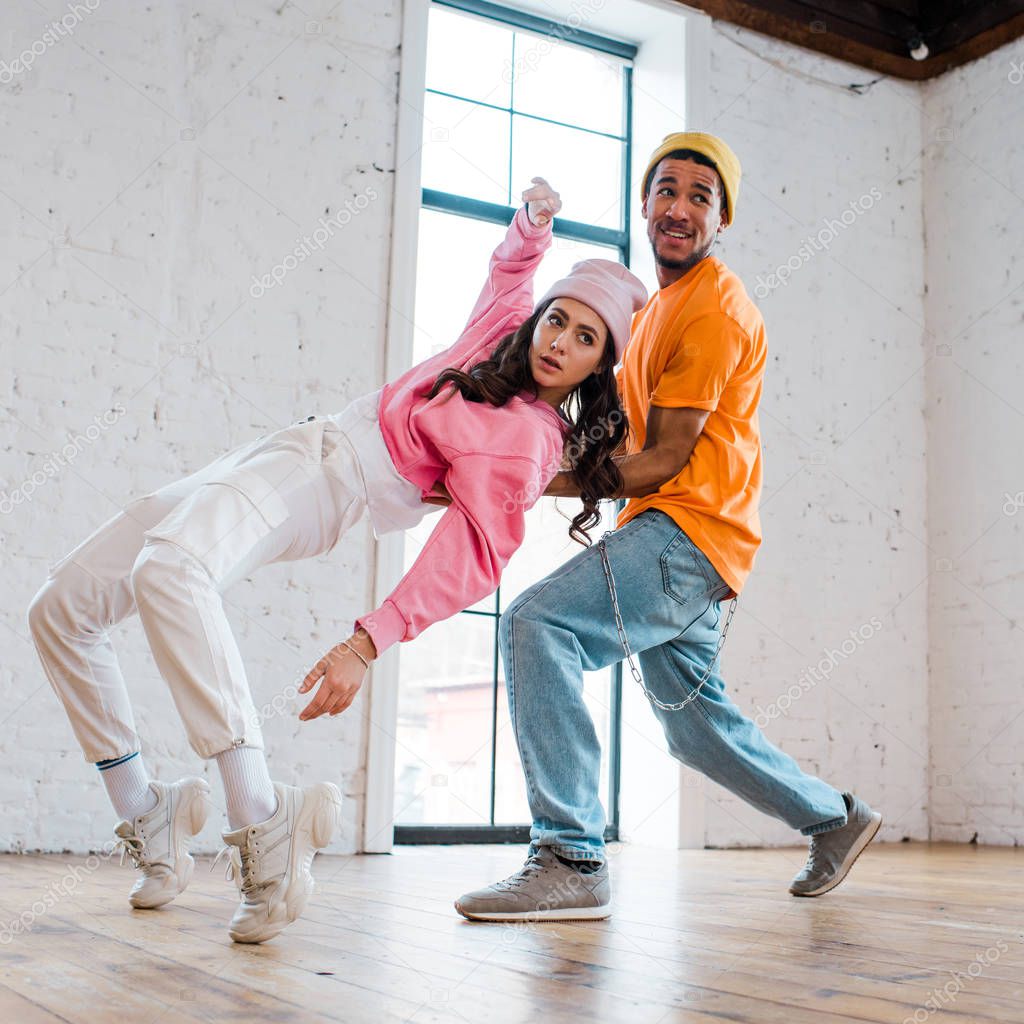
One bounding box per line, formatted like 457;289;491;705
393;0;636;843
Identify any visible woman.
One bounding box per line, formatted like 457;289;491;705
27;177;647;943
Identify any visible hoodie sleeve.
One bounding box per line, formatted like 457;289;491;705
459;204;552;336
354;449;555;655
391;207;553;399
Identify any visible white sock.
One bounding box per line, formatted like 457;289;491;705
97;752;158;821
215;746;277;830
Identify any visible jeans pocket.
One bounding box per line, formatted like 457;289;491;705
659;529;714;604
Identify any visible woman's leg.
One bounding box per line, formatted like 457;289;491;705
127;422;364;814
28;418;360;928
28;504;161;821
26;480;235;816
26;420;353;807
26;431;276;777
127;424;364;942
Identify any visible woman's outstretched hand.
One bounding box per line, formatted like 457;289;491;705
523;176;562;227
298;631;377;720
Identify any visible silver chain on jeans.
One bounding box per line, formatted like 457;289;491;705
597;535;738;712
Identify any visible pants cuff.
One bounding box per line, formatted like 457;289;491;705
800;813;847;836
530;840;605;863
85;745;140;765
199;736;265;760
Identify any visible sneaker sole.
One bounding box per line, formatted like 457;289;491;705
129;777;211;910
789;810;882;898
453;901;611;923
229;782;342;944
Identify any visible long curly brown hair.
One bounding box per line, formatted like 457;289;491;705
427;300;627;545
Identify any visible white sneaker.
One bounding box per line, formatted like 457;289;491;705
113;777;212;909
217;780;342;944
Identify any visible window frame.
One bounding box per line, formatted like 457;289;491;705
366;0;705;856
393;0;636;846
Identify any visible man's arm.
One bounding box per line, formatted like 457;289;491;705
615;404;709;497
545;404;709;499
548;311;749;500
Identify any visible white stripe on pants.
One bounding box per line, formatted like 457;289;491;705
27;390;429;762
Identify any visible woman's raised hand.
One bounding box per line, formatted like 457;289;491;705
523;176;562;227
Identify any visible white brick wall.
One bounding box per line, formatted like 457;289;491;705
658;22;1023;849
1;0;401;853
693;24;931;847
923;43;1024;845
2;1;1019;854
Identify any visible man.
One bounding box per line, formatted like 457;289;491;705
455;132;882;922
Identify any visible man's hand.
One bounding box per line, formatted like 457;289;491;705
523;176;562;227
298;631;377;720
423;480;453;507
544;408;706;500
543;471;579;498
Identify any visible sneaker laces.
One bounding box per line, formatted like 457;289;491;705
213;831;271;900
212;843;241;885
804;803;852;872
496;852;546;891
113;832;147;871
803;834;833;873
113;829;169;878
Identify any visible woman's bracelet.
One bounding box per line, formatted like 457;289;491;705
339;639;370;669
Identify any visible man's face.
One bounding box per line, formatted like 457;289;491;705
642;157;727;275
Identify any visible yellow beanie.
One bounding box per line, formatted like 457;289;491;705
640;132;742;225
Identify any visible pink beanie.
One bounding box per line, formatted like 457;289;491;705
535;259;648;362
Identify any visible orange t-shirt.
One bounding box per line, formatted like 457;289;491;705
617;255;767;598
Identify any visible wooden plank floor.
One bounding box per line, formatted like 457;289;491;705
1;842;1022;1023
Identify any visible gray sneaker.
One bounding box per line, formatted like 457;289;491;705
789;792;882;897
455;846;611;922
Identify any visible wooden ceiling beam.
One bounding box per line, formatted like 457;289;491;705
792;0;919;41
873;0;919;18
676;0;1024;79
926;0;1023;52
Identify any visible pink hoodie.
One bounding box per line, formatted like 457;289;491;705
355;206;570;654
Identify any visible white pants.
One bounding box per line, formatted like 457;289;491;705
27;390;430;762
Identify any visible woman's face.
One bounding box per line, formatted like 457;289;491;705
529;298;609;397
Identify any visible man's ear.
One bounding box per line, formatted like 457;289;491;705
640;195;648;220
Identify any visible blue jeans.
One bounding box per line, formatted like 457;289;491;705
500;509;848;862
